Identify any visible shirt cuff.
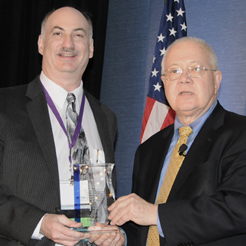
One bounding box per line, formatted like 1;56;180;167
31;214;46;240
119;227;127;246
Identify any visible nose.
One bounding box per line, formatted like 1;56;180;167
179;69;191;84
62;35;75;48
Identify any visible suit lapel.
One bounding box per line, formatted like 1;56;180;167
168;103;225;200
142;126;174;203
25;77;59;190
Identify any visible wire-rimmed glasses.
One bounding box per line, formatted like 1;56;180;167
162;65;216;81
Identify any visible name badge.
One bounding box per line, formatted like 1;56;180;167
60;180;89;210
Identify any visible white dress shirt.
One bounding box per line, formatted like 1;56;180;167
32;72;105;244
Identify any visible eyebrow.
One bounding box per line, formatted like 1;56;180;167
51;26;87;33
188;60;202;65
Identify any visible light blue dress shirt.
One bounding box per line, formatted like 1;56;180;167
157;101;217;237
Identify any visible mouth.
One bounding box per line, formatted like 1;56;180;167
179;91;192;95
59;53;77;57
58;48;78;58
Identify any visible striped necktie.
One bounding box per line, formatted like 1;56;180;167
66;93;90;165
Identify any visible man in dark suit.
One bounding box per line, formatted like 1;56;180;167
108;37;246;246
0;6;125;246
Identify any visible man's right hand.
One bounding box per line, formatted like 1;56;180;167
40;214;86;245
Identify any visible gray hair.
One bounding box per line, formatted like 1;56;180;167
161;36;218;74
40;7;93;40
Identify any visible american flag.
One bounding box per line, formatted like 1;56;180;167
140;0;187;143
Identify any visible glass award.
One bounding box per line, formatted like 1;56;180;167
72;163;115;230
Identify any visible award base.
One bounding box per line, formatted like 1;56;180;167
71;226;119;245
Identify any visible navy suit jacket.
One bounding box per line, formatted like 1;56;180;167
0;76;117;245
123;102;246;246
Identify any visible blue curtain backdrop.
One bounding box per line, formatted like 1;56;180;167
101;0;246;197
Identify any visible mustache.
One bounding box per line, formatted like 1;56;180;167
58;48;79;55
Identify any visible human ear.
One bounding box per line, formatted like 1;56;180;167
38;35;44;55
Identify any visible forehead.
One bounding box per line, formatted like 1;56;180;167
165;41;210;67
45;7;89;32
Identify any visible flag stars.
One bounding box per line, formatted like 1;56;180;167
153;82;162;92
153;56;156;63
169;28;177;37
157;33;165;42
176;8;185;17
180;22;187;31
160;47;166;56
151;68;159;77
166;13;174;22
174;0;179;2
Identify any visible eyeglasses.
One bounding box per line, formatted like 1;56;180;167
162;65;216;81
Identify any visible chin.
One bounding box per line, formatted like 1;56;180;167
176;101;194;109
57;66;78;73
175;105;197;115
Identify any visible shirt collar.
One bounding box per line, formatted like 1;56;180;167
40;71;84;112
173;100;218;140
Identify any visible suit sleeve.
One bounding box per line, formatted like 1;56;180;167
0;87;51;245
0;135;45;245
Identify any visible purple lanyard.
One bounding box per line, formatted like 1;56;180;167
42;85;85;163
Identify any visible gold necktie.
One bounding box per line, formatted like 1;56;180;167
147;126;193;246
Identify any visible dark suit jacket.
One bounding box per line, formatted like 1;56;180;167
123;102;246;246
0;76;117;246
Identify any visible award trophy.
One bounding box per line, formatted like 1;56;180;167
72;163;117;245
